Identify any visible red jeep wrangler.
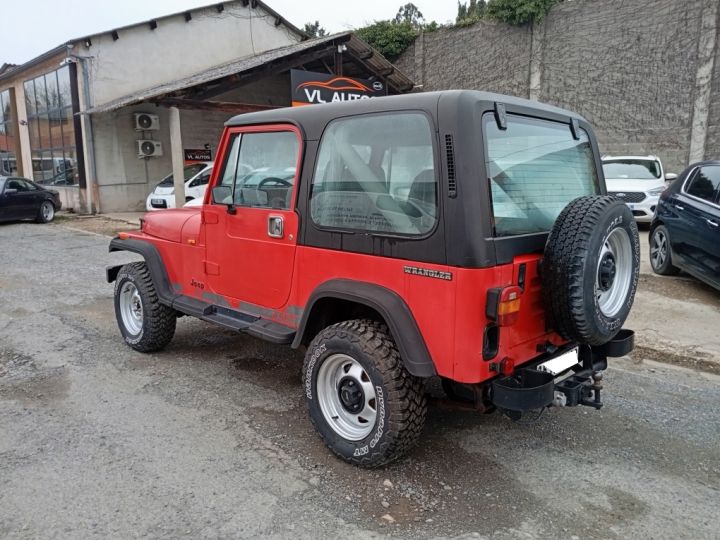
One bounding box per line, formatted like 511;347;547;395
108;91;639;466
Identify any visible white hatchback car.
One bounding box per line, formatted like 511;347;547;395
602;156;677;223
145;162;213;211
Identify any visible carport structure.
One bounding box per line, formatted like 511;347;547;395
84;32;415;208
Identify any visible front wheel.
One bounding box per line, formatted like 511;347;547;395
114;262;177;352
650;225;680;275
303;320;427;467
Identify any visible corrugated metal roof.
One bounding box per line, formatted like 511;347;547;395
84;32;414;114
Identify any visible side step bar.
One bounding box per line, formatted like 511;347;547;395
171;294;295;344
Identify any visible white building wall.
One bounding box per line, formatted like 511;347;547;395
93;105;232;212
82;2;300;108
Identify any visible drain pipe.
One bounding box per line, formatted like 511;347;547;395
66;51;100;214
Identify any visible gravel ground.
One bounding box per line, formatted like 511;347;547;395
1;222;719;539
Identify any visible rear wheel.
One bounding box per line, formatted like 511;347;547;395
114;262;177;352
650;225;680;275
303;319;426;467
36;201;55;223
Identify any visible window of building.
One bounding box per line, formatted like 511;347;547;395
684;166;720;203
0;89;18;176
24;66;80;187
310;113;438;236
217;131;299;210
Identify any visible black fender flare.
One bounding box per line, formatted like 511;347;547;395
107;237;175;306
292;279;437;378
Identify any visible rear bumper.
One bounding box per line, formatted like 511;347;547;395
491;329;634;413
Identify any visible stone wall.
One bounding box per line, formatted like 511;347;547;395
396;0;720;173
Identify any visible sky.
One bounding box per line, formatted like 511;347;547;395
0;0;458;65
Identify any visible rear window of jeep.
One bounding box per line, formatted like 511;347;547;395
484;113;599;237
310;112;437;236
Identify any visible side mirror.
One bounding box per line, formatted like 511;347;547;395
3;188;17;195
211;185;232;205
665;173;678;182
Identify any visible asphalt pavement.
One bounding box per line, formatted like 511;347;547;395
0;222;719;539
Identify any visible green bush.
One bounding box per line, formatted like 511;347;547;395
356;20;419;60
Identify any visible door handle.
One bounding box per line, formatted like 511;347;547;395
675;204;684;211
268;215;284;238
707;219;719;228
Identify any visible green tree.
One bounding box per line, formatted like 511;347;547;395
485;0;560;25
303;20;327;38
394;3;425;29
456;0;487;24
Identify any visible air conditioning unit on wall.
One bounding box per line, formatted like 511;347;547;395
134;112;160;131
137;140;163;158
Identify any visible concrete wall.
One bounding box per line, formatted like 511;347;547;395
397;0;720;173
93;104;232;212
81;2;300;108
704;0;720;162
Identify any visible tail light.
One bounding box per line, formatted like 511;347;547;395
487;285;523;327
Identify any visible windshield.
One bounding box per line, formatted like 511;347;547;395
157;163;206;187
484;113;599;237
602;160;661;179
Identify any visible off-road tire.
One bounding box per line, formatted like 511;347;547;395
543;196;640;346
114;262;177;352
649;224;680;276
303;319;427;467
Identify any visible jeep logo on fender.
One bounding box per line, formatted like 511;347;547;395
403;265;453;281
291;69;385;107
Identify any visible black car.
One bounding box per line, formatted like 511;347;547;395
0;176;62;224
650;161;720;290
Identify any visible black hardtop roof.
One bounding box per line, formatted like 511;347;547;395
225;90;588;138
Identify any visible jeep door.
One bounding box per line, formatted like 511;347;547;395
202;125;301;309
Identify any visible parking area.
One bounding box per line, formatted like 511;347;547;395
0;220;718;539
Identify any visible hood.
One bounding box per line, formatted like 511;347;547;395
605;178;664;193
142;208;200;243
153;185;175;195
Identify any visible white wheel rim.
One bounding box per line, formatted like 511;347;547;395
42;202;53;221
119;281;143;335
316;354;377;441
595;227;633;317
650;229;668;269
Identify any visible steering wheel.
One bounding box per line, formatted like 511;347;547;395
258;177;292;189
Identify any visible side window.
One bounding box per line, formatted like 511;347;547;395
310;113;437;236
189;169;211;187
8;179;29;192
216;131;299;210
685;166;720;203
219;135;242;189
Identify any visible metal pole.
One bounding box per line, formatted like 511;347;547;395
169;106;186;208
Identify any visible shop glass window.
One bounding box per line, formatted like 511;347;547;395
310;112;438;236
0;89;18;176
24;65;79;187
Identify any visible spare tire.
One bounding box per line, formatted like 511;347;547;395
542;196;640;346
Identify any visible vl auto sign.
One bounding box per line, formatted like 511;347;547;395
291;69;385;106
